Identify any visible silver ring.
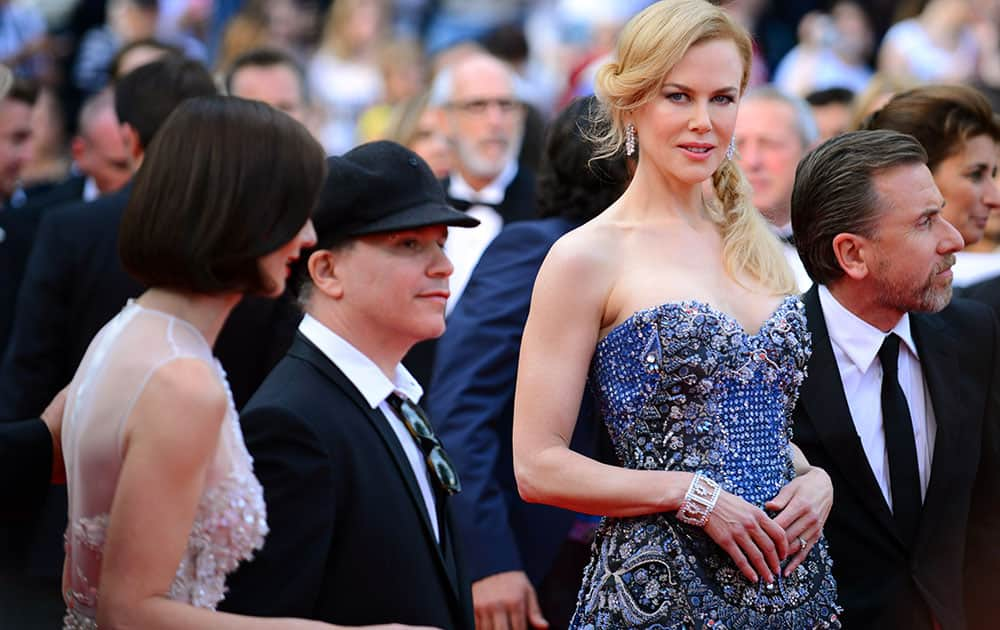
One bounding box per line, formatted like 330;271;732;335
797;535;807;549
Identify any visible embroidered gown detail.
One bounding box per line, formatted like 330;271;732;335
61;302;268;629
571;296;841;629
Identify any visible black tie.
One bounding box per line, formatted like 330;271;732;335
446;196;500;212
878;334;922;546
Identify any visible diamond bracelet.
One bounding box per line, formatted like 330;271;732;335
676;471;721;527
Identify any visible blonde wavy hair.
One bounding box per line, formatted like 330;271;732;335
593;0;795;295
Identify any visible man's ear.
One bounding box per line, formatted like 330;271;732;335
307;249;344;299
120;122;142;162
831;232;872;281
70;136;86;165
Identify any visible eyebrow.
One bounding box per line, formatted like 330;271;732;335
661;82;739;94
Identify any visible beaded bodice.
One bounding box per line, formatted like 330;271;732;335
593;296;808;494
572;296;841;629
61;302;268;629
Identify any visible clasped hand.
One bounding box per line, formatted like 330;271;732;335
702;467;832;583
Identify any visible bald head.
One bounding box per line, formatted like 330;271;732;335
73;90;132;194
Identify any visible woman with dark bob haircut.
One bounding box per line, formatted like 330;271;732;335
59;95;433;630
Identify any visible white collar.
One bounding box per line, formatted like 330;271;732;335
818;284;919;374
298;313;423;407
83;176;100;202
448;160;518;206
770;220;794;240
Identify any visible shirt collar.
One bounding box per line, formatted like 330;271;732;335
83;176;100;202
818;284;919;373
448;160;518;206
298;313;423;407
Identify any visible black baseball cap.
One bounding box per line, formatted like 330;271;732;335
313;141;478;244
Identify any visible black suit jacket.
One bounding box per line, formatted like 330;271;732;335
221;334;474;629
0;183;301;578
793;286;1000;630
0;175;87;351
405;165;538;392
959;275;1000;318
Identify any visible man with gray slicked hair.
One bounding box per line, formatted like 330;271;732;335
734;85;819;290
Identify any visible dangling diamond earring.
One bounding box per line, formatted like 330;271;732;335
625;123;636;157
725;136;736;161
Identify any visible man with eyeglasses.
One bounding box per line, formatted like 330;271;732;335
403;53;538;399
428;53;536;318
221;141;478;630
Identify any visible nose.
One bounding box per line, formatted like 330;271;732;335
938;216;966;253
429;239;454;278
689;101;711;133
982;174;1000;211
300;219;317;248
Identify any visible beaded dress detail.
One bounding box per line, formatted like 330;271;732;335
61;302;268;629
571;296;841;630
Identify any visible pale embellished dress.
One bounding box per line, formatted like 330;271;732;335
61;301;268;629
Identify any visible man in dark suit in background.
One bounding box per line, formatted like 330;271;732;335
1;86;133;351
0;70;42;349
406;52;537;390
222;142;477;629
0;56;218;628
789;129;1000;630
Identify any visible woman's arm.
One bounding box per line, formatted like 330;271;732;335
513;234;788;583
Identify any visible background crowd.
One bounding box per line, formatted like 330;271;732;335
0;0;999;629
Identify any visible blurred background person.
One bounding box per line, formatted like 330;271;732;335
734;85;819;291
878;0;982;84
805;86;855;141
73;0;161;95
385;89;452;179
357;38;426;143
225;46;313;130
773;1;874;97
309;0;389;154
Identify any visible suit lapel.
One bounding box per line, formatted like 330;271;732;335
800;287;900;539
908;312;962;550
288;334;462;600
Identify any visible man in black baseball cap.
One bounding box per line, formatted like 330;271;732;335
222;141;477;630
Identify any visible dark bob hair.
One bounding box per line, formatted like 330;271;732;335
120;95;327;294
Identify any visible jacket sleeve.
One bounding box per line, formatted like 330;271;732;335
965;310;1000;629
219;404;337;617
428;223;558;583
0;419;52;518
0;211;77;419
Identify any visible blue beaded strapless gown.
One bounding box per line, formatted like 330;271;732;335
571;296;841;630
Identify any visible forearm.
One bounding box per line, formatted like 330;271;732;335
514;443;694;517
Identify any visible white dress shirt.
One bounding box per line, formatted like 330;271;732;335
444;161;517;315
818;285;936;510
769;221;812;293
299;314;440;541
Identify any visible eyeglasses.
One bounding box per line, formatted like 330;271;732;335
448;98;523;116
386;394;462;496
